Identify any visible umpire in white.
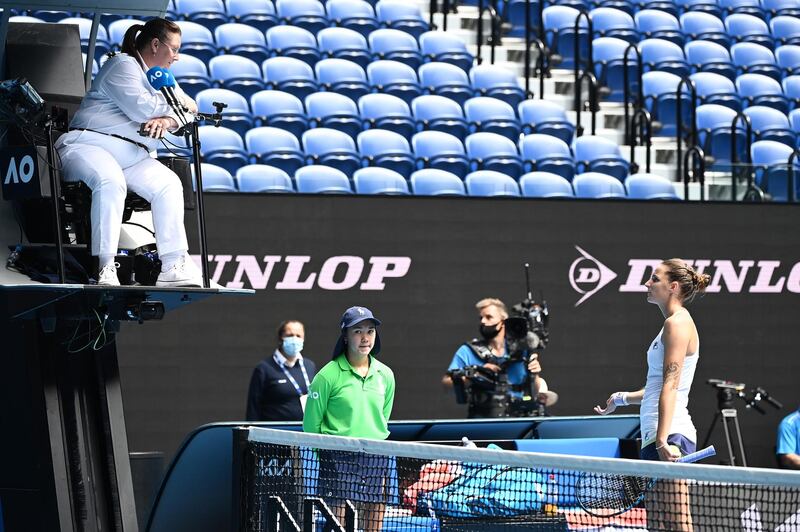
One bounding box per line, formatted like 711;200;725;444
55;18;202;286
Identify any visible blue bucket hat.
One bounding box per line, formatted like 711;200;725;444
331;306;382;358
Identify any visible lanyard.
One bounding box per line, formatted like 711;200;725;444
274;353;311;397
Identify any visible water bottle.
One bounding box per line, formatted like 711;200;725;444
543;473;558;515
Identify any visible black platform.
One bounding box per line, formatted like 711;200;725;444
0;284;251;532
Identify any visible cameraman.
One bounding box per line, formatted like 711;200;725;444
442;298;549;418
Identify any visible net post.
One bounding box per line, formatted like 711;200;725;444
231;427;250;532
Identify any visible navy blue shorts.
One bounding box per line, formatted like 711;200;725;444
640;433;696;461
318;450;390;504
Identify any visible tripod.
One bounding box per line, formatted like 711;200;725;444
702;387;748;466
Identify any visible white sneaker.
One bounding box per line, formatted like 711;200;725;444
97;262;121;286
156;255;202;287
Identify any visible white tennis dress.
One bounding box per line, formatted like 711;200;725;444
639;323;699;446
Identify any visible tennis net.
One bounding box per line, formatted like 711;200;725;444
233;426;800;531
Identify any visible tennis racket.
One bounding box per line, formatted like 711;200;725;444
576;445;716;517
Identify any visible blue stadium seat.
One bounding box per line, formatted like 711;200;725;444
470;64;527;108
200;163;237;191
369;28;423;70
725;14;775;49
731;42;781;81
776;45;800;77
465;170;521;197
783;75;800;109
419;62;473;106
317;27;372;69
196;88;253;137
208;55;265;100
266;25;320;66
634;9;684;47
367;60;422;104
82;53;99;79
771;16;800;47
593;37;636;102
30;10;71;22
788;108;800;145
719;0;766;19
574;135;630;180
245;126;306;175
684;40;736;80
353;166;409;196
276;0;328;34
691;71;742;111
315;58;370;102
357;129;415;177
639;38;690;77
543;6;590;69
572;172;627;198
251;90;309;138
353;167;410;194
638;0;680;18
679;12;730;47
751;140;799;200
175;0;227;31
642;70;686;136
762;0;800;18
327;0;379;38
507;0;544;38
170;54;212;99
412;131;469;178
518;100;575;144
736;73;790;113
236;165;295;193
409;169;465;196
744;105;797;146
411;95;469;140
375;0;430;39
198;125;249;175
465;132;524;178
108;19;144;51
591;7;639;43
58;17;110;60
359;93;415;139
305;92;362;139
519;171;575;197
624;173;679;199
464;97;522;141
262;57;319;100
174;21;217;63
226;0;278;32
295;165;353;194
419;31;474;72
519;133;576;180
302;128;362;176
214;23;269;64
695;104;745;165
675;0;722;17
8;16;45;24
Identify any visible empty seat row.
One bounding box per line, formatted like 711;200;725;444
191;87;573;144
197;125;629;184
202;162;678;199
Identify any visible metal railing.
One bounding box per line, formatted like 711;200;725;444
674;76;698;189
572;11;596;137
629;107;653;174
622;43;644;147
682;145;706;201
476;0;502;65
523;0;547;98
729;112;753;202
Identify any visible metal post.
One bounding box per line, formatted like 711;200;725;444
189;123;210;288
729;112;752;202
46;120;66;283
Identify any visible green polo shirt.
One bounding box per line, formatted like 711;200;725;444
303;353;395;440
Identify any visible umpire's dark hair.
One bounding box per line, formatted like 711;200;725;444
276;320;304;344
120;18;181;57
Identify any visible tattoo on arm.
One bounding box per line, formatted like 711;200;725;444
664;361;680;390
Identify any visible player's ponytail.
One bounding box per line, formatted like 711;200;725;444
662;258;710;303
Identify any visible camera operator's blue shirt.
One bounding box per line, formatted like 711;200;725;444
448;343;528;392
777;407;800;456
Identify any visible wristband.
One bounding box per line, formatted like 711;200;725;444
611;391;629;406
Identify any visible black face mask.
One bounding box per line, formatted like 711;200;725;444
479;323;501;340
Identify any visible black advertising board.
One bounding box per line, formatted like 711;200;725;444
117;195;800;467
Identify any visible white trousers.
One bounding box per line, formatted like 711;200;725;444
56;131;188;258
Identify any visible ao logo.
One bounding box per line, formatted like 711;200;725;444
4;155;35;185
568;246;617;307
